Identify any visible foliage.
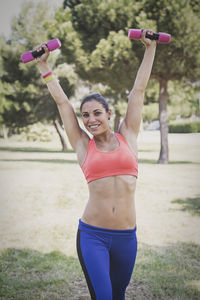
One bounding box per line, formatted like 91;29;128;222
63;0;142;53
1;0;200;160
142;0;200;82
168;120;200;133
55;1;200;130
17;122;57;142
167;80;200;120
0;1;77;131
143;103;159;122
49;1;146;99
59;0;200;93
145;79;159;105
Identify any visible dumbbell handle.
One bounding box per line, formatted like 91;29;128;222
128;29;171;44
21;38;61;63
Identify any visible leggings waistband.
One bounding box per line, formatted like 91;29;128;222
78;219;136;236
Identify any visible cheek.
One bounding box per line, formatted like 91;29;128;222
81;118;87;126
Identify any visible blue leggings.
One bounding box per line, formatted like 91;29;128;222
76;219;137;300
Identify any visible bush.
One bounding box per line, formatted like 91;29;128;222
168;121;200;133
17;123;56;142
143;103;159;122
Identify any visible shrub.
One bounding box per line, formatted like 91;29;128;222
168;121;200;133
17;123;56;142
143;103;159;123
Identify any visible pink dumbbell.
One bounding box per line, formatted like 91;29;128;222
21;38;61;63
128;29;171;44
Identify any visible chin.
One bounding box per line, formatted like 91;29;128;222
90;130;100;136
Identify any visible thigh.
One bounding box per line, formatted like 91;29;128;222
76;229;112;300
110;233;137;300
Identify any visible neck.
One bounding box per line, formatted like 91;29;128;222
93;130;113;144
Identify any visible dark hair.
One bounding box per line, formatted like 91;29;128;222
80;93;109;112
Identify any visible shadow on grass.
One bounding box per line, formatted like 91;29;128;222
1;243;200;300
172;197;200;216
0;146;198;165
0;146;74;153
138;149;158;153
0;158;196;166
138;158;194;164
0;159;77;164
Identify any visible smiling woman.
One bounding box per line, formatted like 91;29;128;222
80;98;111;136
31;29;157;299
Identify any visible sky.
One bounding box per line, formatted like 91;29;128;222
0;0;63;38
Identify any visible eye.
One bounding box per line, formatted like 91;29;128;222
82;113;89;118
94;111;101;116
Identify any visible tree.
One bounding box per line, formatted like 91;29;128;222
0;1;78;150
141;0;200;162
57;0;200;163
49;0;144;131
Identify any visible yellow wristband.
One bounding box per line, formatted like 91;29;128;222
43;74;54;84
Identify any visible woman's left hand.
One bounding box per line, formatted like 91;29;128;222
141;29;157;47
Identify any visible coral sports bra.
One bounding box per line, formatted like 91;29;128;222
81;133;138;183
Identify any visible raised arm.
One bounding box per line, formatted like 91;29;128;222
120;29;157;143
36;44;89;153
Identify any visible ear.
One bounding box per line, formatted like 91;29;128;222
107;109;112;120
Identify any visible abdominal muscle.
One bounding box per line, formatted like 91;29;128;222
81;175;137;230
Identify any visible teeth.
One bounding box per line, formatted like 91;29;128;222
90;125;99;129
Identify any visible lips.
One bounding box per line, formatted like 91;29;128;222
88;124;100;130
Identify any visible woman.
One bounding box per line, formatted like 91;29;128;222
35;29;157;300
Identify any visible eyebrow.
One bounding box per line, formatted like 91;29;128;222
82;108;103;114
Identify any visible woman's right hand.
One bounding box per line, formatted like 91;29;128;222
35;43;50;64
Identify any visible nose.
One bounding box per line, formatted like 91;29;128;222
88;114;96;123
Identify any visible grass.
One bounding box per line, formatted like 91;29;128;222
0;248;80;300
0;243;200;300
172;197;200;216
0;158;78;164
0;146;67;153
0;131;200;299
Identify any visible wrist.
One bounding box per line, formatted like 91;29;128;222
145;42;157;50
37;61;51;75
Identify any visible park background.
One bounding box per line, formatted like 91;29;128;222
0;0;200;299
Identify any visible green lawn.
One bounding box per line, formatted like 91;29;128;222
0;132;200;299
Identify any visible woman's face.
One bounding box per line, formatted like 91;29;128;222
81;100;111;135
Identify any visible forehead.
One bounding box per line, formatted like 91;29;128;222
81;100;104;112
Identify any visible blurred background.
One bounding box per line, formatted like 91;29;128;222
0;1;200;299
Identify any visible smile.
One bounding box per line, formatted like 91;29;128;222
89;124;100;129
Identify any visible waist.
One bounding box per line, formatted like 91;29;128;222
79;219;136;236
81;198;136;230
82;175;136;229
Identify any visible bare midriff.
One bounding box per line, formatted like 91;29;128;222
81;175;137;230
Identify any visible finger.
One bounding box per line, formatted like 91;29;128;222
35;43;47;52
141;29;148;42
146;29;154;36
141;28;146;39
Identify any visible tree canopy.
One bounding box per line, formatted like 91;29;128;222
0;0;200;159
0;1;77;131
50;0;200;162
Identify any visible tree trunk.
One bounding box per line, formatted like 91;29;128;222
2;125;8;139
53;119;68;151
114;110;121;132
158;79;169;164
